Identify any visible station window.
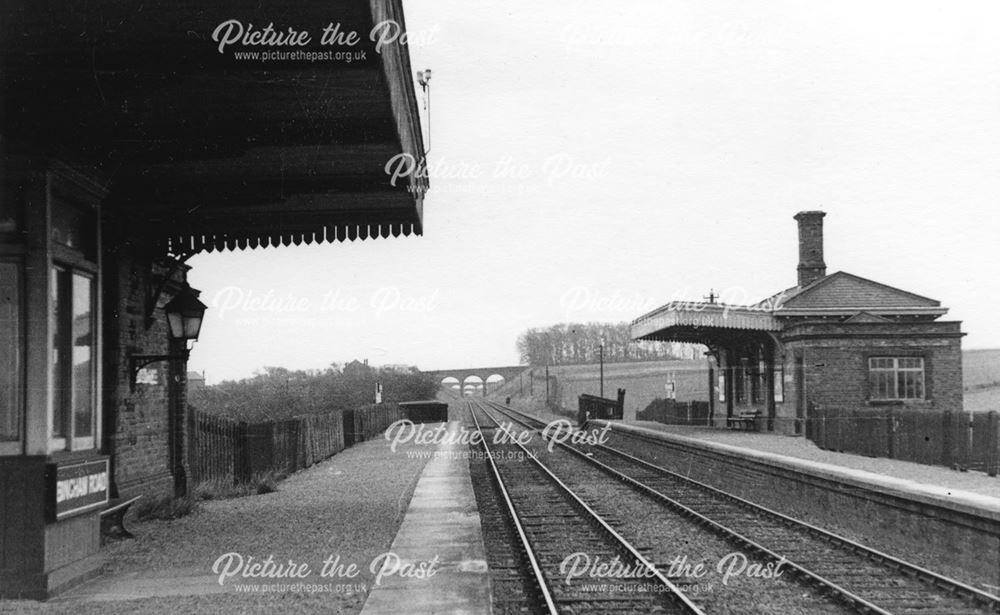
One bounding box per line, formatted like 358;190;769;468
46;181;101;452
733;357;766;406
869;357;925;401
51;267;97;450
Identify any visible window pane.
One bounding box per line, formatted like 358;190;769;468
870;367;900;400
869;356;925;400
0;187;22;233
72;274;94;439
0;263;20;441
51;268;70;437
900;370;924;399
51;198;96;260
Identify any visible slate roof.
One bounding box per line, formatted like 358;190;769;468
757;271;946;317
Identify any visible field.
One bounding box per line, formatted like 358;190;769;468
963;349;1000;413
963;349;1000;389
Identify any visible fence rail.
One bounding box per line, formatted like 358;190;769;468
189;403;403;484
809;406;1000;476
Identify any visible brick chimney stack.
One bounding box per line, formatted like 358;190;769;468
794;210;827;287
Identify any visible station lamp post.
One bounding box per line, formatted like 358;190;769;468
129;286;208;391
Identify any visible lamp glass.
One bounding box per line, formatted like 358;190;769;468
183;313;204;339
163;287;208;341
166;311;184;339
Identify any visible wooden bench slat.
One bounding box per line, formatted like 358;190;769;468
100;495;142;516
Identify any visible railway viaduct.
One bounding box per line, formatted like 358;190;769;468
422;365;530;395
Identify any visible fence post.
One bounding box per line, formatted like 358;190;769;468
886;408;895;459
988;411;999;478
942;410;954;468
233;421;243;483
816;404;826;449
187;407;198;484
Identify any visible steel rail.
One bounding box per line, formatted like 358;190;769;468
483;399;1000;614
467;401;559;615
472;400;706;615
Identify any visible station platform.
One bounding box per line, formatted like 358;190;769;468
597;420;1000;519
360;420;491;615
14;415;489;614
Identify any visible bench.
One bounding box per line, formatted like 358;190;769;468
99;496;142;542
728;410;762;431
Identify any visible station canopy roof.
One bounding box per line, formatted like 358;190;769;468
632;271;947;344
631;303;779;345
1;0;426;255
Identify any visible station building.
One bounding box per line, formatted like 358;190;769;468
631;211;964;434
0;0;426;598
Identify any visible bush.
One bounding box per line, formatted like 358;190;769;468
193;470;286;500
134;494;198;521
189;362;439;421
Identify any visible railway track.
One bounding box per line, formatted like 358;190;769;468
466;400;705;614
479;399;1000;615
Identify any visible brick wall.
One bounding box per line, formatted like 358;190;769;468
777;320;964;434
600;425;999;588
102;222;185;501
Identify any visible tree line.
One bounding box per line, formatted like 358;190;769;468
516;322;698;366
188;361;439;421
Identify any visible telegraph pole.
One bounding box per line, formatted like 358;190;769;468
599;340;605;398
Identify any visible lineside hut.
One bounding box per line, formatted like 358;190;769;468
631;211;964;435
0;0;426;598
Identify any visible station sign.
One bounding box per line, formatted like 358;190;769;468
47;458;109;520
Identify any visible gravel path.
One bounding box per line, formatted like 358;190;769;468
2;432;432;615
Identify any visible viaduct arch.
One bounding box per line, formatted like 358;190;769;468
423;365;529;397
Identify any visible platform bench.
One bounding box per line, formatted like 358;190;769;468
99;496;142;543
728;410;761;432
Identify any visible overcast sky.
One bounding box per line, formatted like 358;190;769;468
188;0;1000;384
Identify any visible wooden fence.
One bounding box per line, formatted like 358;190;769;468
189;403;403;484
637;399;711;426
347;403;405;445
578;389;626;425
809;406;1000;476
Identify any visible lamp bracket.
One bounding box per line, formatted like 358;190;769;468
129;349;190;392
